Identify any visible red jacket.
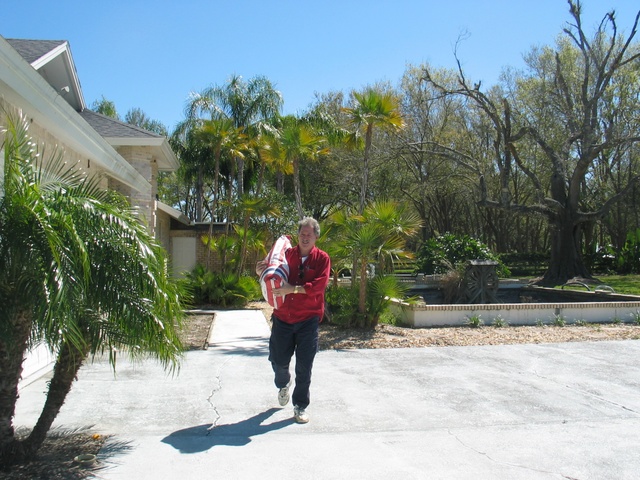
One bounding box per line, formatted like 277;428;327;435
273;244;331;324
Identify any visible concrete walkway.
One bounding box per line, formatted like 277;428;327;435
14;310;640;479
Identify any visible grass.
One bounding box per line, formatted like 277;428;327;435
595;275;640;295
518;274;640;295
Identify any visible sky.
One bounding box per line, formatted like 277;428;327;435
2;0;638;131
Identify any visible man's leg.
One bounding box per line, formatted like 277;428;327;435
291;316;319;409
269;316;295;389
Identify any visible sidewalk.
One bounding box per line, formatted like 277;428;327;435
14;310;640;479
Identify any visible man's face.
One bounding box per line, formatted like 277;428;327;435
298;225;317;252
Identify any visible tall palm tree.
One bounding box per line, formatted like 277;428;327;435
186;75;283;198
196;118;247;219
0;111;185;464
259;116;330;219
343;89;405;213
170;122;212;222
259;130;293;194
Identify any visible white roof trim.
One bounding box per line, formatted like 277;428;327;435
29;41;69;69
0;37;150;194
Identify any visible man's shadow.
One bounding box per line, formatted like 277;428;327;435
161;408;294;454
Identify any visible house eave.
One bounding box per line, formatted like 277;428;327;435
157;201;192;225
104;137;180;171
0;36;150;195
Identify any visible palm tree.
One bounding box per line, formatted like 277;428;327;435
195;118;248;222
259;130;293;194
170;123;213;222
232;194;280;274
343;88;405;213
327;200;421;327
0;111;185;464
186;75;283;197
259;116;330;219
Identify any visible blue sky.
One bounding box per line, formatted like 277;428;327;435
2;0;638;131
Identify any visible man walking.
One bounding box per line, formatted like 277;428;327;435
256;217;330;423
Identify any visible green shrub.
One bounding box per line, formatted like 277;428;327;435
552;314;566;327
325;275;411;328
325;284;360;327
416;233;510;277
185;264;259;307
492;315;508;328
617;229;640;274
465;314;484;328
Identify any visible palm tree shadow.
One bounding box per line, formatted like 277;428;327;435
161;407;293;453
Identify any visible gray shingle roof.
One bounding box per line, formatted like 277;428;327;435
5;38;66;64
79;109;162;139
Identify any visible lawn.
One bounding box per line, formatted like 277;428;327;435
595;275;640;295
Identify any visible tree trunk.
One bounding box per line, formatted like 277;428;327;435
358;259;368;318
359;125;373;215
537;214;593;286
0;309;33;466
293;159;303;219
236;156;244;197
20;339;89;460
195;167;204;223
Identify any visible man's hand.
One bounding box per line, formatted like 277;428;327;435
274;283;296;295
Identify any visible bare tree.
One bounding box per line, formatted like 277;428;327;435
422;0;640;285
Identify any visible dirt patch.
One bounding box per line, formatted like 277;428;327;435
2;428;109;479
246;300;640;350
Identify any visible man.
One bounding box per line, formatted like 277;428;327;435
256;217;331;423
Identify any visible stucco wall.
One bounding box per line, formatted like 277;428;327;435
110;145;158;235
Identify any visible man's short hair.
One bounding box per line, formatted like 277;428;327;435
298;217;320;237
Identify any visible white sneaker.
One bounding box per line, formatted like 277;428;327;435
278;384;290;406
294;405;309;424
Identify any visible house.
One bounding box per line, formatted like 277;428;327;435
0;35;199;386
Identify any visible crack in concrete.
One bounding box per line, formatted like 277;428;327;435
531;369;640;416
206;357;231;435
447;429;566;478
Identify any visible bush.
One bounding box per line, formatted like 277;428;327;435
416;233;510;277
185;264;260;307
325;284;360;327
325;275;410;328
617;229;640;274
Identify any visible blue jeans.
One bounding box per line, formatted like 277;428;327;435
269;315;319;409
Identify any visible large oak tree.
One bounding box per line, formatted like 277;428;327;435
422;0;640;285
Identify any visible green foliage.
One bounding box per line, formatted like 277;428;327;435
465;314;484;328
324;275;409;329
251;188;299;239
492;315;508;328
617;229;640;274
552;314;566;327
0;110;185;463
416;233;510;276
325;284;360;327
595;275;640;295
378;310;401;326
185;264;259;307
366;275;410;325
